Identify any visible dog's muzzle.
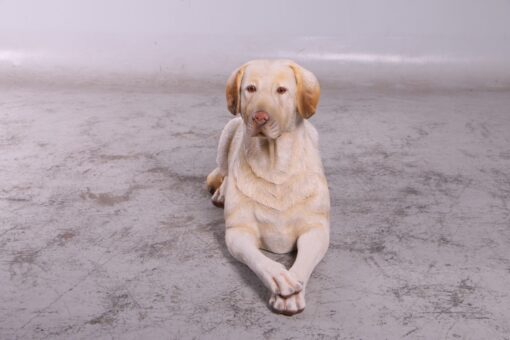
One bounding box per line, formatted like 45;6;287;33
252;111;269;126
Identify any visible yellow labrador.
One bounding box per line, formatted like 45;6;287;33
207;59;330;315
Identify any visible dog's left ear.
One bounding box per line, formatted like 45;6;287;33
226;64;247;115
289;62;320;119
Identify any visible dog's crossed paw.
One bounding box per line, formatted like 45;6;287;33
257;262;303;297
273;270;303;297
269;289;306;316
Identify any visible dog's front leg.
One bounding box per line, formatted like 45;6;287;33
225;228;303;298
269;226;329;315
290;226;329;285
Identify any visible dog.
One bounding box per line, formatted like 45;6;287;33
207;59;330;315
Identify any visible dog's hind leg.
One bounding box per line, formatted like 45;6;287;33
206;117;242;207
209;170;227;208
206;167;224;196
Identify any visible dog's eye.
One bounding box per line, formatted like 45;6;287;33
246;85;257;93
276;86;287;94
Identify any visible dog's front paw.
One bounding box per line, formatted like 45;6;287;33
257;262;303;297
269;289;306;316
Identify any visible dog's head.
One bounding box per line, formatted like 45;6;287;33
226;59;320;139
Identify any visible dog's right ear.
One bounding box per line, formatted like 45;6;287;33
226;65;246;115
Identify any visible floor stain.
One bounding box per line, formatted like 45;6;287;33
87;292;133;326
79;185;145;206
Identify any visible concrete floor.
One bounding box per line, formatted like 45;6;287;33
1;81;509;339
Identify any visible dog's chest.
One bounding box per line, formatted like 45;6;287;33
229;163;326;252
231;136;321;211
252;204;299;253
232;159;318;212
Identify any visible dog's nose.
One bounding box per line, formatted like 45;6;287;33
253;111;269;125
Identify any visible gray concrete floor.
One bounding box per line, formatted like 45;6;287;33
1;82;509;339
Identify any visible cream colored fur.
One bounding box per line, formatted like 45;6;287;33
207;59;330;315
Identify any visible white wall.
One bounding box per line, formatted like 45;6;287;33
1;0;509;87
